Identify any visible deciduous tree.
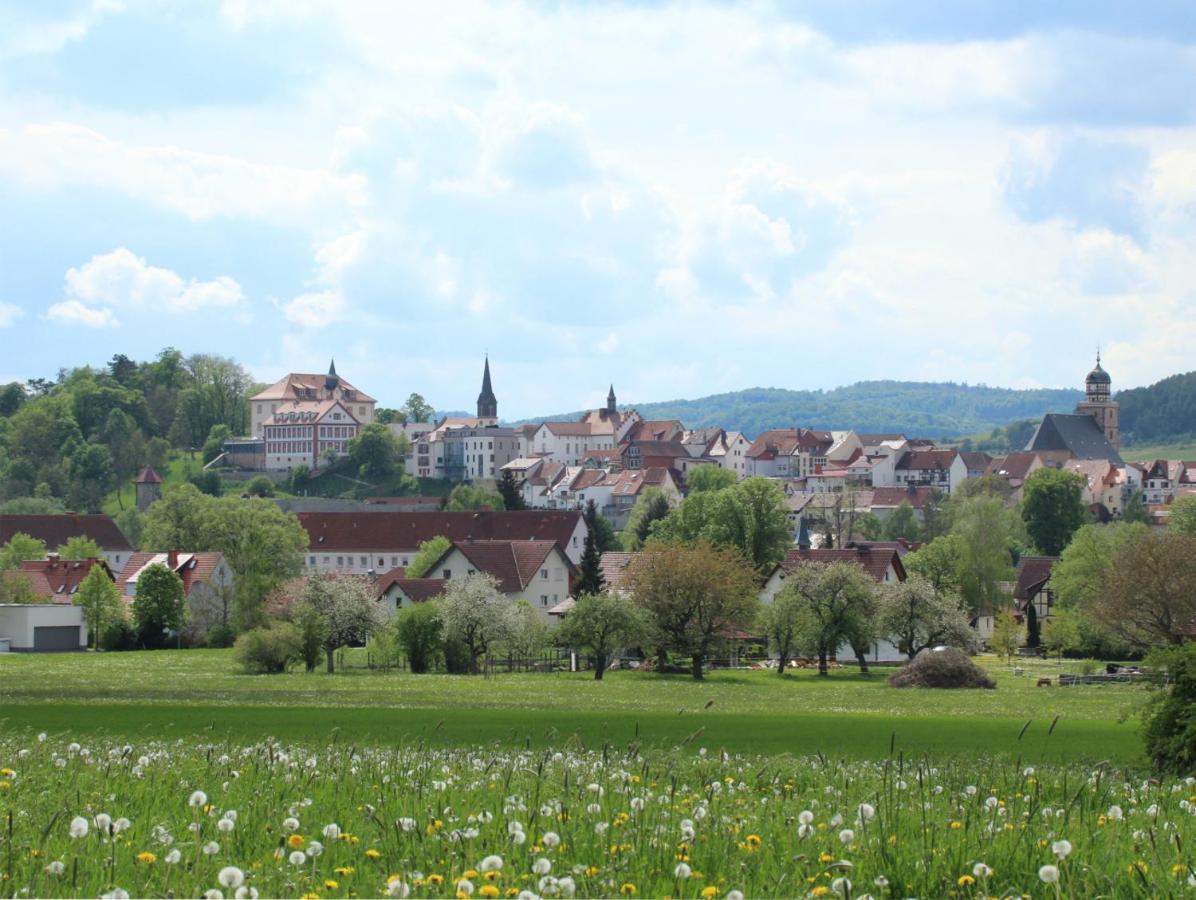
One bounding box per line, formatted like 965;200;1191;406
876;575;978;659
989;608;1022;661
1021;467;1087;555
407;536;452;578
75;565;122;650
348;422;403;479
300;574;385;673
882;502;920;541
772;561;877;676
395;602;444;673
132;563;186;647
556;591;647;680
1097;530;1196;649
0;532;47;570
438;573;517;673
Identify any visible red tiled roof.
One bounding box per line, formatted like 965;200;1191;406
434;540;566;593
896;449;958;471
298;510;583;553
115;552;227;598
135;466;162;484
772;547;906;583
540;421;595;437
18;558;113;604
598;551;635;588
607;468;673;497
746;429;800;460
374;568;446;602
623;440;688;458
985;452;1041;481
0;514;133;551
570;469;608;490
251;372;375;403
624;420;683;443
870;486;937;510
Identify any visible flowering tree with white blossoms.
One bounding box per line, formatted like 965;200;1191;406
300;574;386;673
437;573;517;674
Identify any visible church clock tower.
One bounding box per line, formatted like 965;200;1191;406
476;356;498;426
1075;351;1119;452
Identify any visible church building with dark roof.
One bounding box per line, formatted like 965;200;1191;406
1025;353;1123;464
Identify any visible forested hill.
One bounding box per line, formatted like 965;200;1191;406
524;381;1086;439
1117;371;1196;445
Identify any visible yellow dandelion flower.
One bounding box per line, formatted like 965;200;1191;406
365;849;381;860
136;852;157;864
1129;861;1148;875
887;835;898;846
1173;864;1187;877
950;821;963;830
324;880;338;890
428;875;445;886
479;887;500;898
463;869;479;879
483;870;500;882
701;888;718;899
335;866;353;876
818;852;834;863
301;894;320;899
0;767;15;776
0;782;9;791
288;834;306;848
812;888;829;897
957;875;975;887
745;834;762;848
1097;816;1108;826
584;867;600;877
29;849;41;858
620;883;637;895
506;890;519;898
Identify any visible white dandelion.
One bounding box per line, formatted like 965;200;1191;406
218;866;245;889
69;817;89;839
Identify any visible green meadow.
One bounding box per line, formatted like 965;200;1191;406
0;650;1147;765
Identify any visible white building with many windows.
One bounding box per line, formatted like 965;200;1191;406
262;399;360;472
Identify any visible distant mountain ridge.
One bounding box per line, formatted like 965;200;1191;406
511;380;1087;440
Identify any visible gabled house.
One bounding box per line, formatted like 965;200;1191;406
891;449;968;494
605;467;682;527
619;440;690;472
984;452;1045;500
1013;556;1058;625
623;419;684;444
1063;458;1128;518
760;545;907;603
428;539;578;622
249;361;376;437
0;514;135;573
262;398;359;472
869;486;937;522
0;556;113;651
116;551;234;641
374;569;448;614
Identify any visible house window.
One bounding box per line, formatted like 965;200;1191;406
309;556;316;565
541;595;549;606
443;569;452;579
541;569;548;579
337;556;344;566
360;556;368;567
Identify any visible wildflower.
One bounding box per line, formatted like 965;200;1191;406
189;790;208;808
288;834;305;848
972;863;991;878
873;876;889;888
457;878;475;896
95;813;112;832
307;840;324;857
838;828;854;845
365;848;381;860
950;820;963;830
1107;805;1124;821
674;862;691;879
113;817;131;834
726;892;744;900
1051;839;1073;859
1039;865;1059;884
619;884;636;895
323;823;341;840
69;817;89;838
235;889;259;900
202;891;222;900
218;818;235;833
535;859;553;876
386;878;410;899
203;841;220;855
479;887;500;899
45;861;66;876
102;890;130;900
137;852;157;864
165;849;181;865
957;875;975;887
481;855;504;873
542;831;561;848
857;803;875;822
219;867;245;889
831;877;851;897
289;851;306;866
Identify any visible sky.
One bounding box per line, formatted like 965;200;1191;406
1;1;1195;418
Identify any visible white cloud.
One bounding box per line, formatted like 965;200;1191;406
278;290;344;328
45;299;117;328
0;302;23;327
0;124;366;224
0;1;124;61
63;248;244;316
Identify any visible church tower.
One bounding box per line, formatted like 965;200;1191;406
477;356;498;425
607;384;617;415
1075;350;1119;452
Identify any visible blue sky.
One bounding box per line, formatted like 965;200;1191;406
1;1;1194;417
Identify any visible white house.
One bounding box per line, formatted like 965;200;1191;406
262;399;360;472
428;539;577;622
886;449;968;494
249;361;375;438
0;514;135;574
0;556;107;651
374;572;447;615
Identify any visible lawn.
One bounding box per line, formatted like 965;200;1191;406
1120;438;1196;462
0;650;1149;765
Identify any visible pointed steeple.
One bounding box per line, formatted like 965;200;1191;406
797;516;812;550
325;358;339;390
477;355;498;422
606;384;617;415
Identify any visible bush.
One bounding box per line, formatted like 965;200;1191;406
1143;645;1196;774
206;622;237;648
189;469;223;497
102;618;138;652
443;636;472;674
234;623;301;674
888;648;996;690
292;601;329;673
244;475;275;498
396;602;444;673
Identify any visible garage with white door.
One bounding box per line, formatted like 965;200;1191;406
0;605;88;652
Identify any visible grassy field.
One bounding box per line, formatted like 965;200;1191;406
1120;439;1196;462
0;650;1149;765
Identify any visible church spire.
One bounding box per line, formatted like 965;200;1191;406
325;358;339;390
607;384;617;415
477;355;498;422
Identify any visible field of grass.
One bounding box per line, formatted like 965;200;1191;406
0;650;1149;765
0;735;1191;898
1120;439;1196;462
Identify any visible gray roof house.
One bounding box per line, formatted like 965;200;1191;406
1025;414;1123;465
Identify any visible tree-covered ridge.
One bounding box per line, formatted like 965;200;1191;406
1117;371;1196;446
526;381;1085;438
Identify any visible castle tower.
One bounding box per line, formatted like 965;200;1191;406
1075;350;1119;451
325;358;339;392
607;384;617;415
134;465;163;512
477;356;498;425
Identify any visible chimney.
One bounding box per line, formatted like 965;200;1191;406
47;551;60;566
168;550;179;569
